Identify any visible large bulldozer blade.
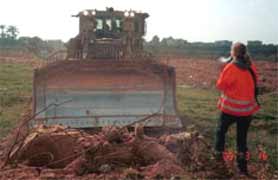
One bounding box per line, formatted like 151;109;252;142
32;60;182;128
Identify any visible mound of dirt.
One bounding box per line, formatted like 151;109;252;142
0;125;187;179
0;124;274;179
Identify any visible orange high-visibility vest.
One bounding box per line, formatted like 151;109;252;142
216;63;260;116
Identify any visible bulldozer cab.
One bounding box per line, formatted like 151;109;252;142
32;8;183;130
67;7;148;60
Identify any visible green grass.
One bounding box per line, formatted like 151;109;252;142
177;86;219;124
0;63;33;138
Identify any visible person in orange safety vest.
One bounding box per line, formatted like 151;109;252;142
214;42;260;176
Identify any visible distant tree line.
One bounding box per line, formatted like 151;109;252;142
0;25;65;58
144;36;278;61
1;25;277;61
0;25;19;46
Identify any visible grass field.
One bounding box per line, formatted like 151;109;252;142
0;62;277;169
0;63;32;137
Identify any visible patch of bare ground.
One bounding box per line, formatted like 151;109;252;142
160;57;278;93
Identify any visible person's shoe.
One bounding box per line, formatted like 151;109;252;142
237;152;248;175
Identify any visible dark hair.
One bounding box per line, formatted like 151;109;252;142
231;42;251;65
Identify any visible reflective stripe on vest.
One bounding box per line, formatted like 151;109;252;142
221;94;252;105
218;94;258;115
218;101;257;113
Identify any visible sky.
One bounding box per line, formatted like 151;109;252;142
0;0;277;44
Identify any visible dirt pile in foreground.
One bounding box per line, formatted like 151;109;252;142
0;124;274;180
0;125;190;179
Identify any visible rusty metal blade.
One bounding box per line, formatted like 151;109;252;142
32;60;182;128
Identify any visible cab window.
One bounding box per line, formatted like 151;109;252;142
105;19;112;31
96;19;103;29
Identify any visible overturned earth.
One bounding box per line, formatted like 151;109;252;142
0;123;274;180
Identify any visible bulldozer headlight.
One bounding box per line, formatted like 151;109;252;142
124;11;129;17
92;10;96;15
130;12;135;17
83;10;89;16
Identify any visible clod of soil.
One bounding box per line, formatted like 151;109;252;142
1;125;187;179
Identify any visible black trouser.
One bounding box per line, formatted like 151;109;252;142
215;112;252;171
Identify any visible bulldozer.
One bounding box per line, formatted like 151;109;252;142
31;8;183;131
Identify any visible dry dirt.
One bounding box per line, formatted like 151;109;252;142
0;54;44;69
0;125;190;179
161;57;278;92
0;124;274;180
